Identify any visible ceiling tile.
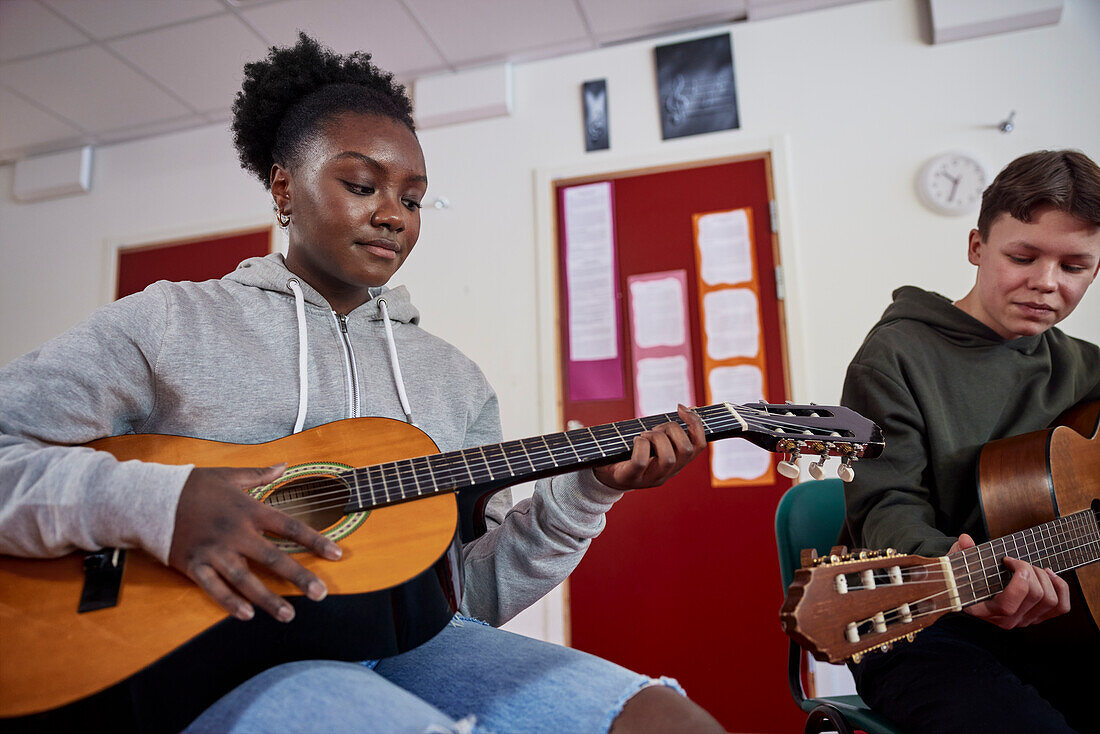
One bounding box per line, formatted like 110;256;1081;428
0;45;193;132
0;0;89;62
0;87;85;159
94;113;211;146
109;15;270;114
405;0;591;65
41;0;225;40
579;0;746;43
241;0;448;77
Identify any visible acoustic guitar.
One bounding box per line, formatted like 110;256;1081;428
1;402;883;720
780;401;1100;664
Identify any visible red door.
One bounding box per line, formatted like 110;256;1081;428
555;156;802;733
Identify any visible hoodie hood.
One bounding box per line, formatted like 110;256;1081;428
879;286;1044;354
225;253;420;325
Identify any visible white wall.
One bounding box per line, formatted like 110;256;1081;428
2;0;1099;644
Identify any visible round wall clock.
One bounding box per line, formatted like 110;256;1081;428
916;151;987;216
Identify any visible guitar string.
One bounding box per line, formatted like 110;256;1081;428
256;409;773;504
827;516;1099;603
267;401;876;506
262;402;876;506
259;411;869;516
842;526;1099;590
836;534;1100;636
257;413;761;510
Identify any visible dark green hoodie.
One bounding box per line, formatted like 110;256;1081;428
840;286;1100;557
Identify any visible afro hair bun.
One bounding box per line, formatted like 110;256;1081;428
231;32;415;187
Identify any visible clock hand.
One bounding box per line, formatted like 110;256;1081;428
948;177;960;201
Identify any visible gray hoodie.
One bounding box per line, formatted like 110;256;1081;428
0;253;623;625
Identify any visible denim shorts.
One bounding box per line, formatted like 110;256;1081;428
184;615;683;733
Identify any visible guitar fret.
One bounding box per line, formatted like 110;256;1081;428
481;443;512;479
950;554;973;606
606;423;632;453
959;549;978;606
410;455;429;496
502;439;536;476
382;461;401;502
522;436;551;471
426;452;461;490
563;427;600;462
350;470;364;510
470;446;493;484
1039;523;1054;570
367;464;385;506
544;432;582;465
539;436;559;468
1043;522;1059;571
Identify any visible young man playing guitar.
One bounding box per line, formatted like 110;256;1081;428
0;35;725;734
840;149;1100;733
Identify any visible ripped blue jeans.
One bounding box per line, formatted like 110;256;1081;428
183;615;683;734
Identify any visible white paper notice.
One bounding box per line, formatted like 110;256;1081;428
708;365;770;480
697;209;753;286
636;356;693;417
564;182;618;361
703;288;760;360
630;276;686;349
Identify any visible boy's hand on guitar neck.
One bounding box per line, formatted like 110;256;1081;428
593;405;707;491
950;533;1071;630
169;464;343;623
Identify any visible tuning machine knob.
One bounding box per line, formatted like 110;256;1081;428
808;451;829;480
777;449;801;478
837;456;856;483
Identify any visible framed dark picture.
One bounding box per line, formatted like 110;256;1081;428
654;34;739;140
582;79;610;151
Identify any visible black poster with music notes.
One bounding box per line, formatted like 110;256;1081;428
655;34;739;140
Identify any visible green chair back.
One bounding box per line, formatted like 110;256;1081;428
775;479;906;734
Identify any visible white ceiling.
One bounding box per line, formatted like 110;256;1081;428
0;0;869;164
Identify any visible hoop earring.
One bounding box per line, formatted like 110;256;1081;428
273;200;290;229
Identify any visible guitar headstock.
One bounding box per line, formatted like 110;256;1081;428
779;548;951;664
732;403;885;482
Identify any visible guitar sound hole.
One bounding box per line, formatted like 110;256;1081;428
265;475;349;533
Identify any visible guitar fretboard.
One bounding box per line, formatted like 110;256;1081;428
338;405;740;514
331;402;873;514
950;507;1100;606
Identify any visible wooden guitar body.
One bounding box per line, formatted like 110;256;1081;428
0;417;462;722
978;401;1100;628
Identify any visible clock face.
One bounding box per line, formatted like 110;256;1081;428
917;152;987;216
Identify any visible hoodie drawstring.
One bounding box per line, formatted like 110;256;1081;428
378;298;416;426
287;278;310;434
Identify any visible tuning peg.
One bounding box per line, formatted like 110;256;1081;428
808;453;828;480
837;456;856;482
777;450;801;478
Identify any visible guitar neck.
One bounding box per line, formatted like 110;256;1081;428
336;402;880;514
338;405;738;514
950;506;1100;607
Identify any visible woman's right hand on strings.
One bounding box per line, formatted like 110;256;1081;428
950;533;1070;629
168;465;343;622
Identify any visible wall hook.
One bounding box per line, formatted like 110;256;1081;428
998;110;1016;134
